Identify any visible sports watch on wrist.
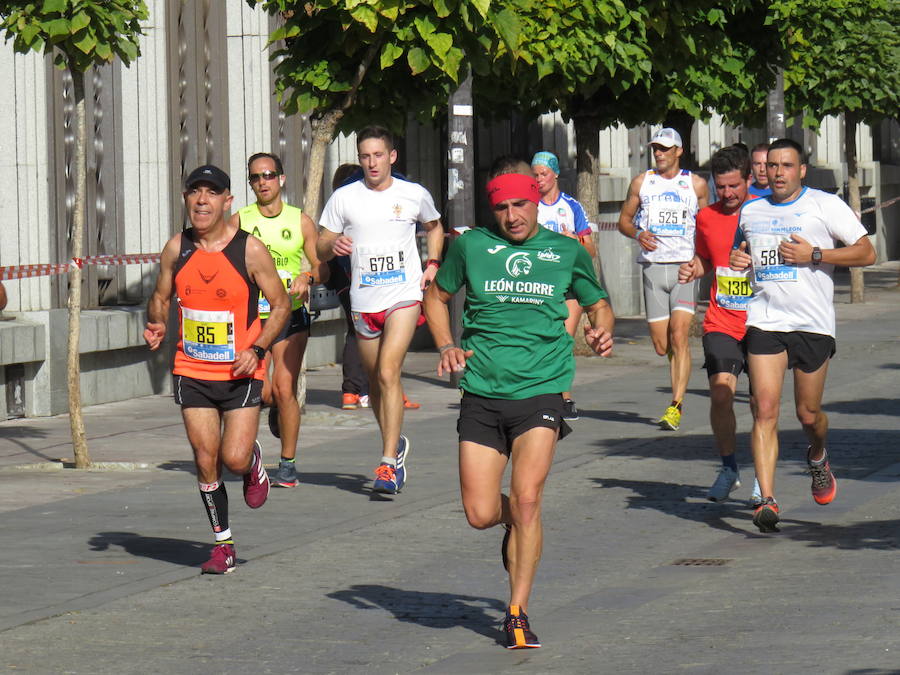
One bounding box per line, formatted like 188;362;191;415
251;344;266;360
811;247;822;266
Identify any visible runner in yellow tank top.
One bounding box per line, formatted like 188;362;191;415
230;152;329;487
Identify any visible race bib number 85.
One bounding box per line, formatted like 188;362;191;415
182;307;235;362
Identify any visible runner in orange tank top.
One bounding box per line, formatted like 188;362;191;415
144;164;290;574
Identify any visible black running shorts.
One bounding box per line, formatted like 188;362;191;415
702;331;747;378
265;306;311;345
745;327;835;373
457;392;571;455
174;375;263;410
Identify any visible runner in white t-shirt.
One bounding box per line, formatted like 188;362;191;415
618;128;709;431
729;138;875;533
317;126;443;495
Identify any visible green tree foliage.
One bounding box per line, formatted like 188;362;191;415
0;0;147;468
250;0;524;216
0;0;146;69
476;1;776;220
772;0;899;128
772;0;899;300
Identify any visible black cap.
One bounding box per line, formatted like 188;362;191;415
185;164;230;191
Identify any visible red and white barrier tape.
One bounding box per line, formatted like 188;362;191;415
0;253;161;281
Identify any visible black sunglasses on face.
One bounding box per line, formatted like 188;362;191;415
249;171;279;183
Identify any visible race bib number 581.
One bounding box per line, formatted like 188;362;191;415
749;234;797;283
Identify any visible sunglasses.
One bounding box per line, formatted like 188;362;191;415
249;170;279;183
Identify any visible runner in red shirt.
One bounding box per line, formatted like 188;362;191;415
678;146;758;503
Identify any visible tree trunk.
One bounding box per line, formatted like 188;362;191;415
68;69;90;468
845;112;864;303
573;113;600;225
302;111;342;219
572;113;601;354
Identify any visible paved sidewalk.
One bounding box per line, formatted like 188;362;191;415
0;265;898;673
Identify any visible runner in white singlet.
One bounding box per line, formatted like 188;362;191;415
617;128;709;430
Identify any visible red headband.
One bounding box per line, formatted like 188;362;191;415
486;173;540;207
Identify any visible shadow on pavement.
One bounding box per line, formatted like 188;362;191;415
298;471;371;495
578;408;659;425
327;584;506;642
593;477;900;550
823;397;900;417
593;428;900;478
592;477;749;535
157;460;196;473
784;519;900;551
88;531;211;567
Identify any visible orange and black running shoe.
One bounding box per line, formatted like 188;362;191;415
503;605;541;649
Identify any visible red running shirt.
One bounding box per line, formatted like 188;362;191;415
694;202;751;341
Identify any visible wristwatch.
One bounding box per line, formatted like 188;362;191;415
811;247;822;266
251;344;266;360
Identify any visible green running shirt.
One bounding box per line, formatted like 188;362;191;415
239;202;306;315
435;225;607;399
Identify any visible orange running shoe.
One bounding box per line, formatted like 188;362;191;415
342;393;360;410
808;452;837;505
752;497;780;533
403;394;420;409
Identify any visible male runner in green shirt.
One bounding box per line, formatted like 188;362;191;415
423;156;615;649
230;152;327;487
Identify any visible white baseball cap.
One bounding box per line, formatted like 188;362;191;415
648;128;683;148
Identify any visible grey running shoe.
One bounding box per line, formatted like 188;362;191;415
707;466;741;502
562;398;579;421
271;459;299;488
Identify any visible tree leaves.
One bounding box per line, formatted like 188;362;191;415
0;0;147;71
774;0;899;127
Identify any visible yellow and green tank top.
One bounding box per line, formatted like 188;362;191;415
238;202;306;316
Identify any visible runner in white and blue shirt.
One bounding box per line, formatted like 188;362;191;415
729;138;875;534
531;151;597;420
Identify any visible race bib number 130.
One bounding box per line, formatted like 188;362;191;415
715;266;752;310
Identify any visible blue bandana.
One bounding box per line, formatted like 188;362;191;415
531;151;560;175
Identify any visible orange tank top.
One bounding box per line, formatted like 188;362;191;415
172;228;265;381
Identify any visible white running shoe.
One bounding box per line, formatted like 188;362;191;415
707;466;741;502
359;394;370;408
748;477;764;508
